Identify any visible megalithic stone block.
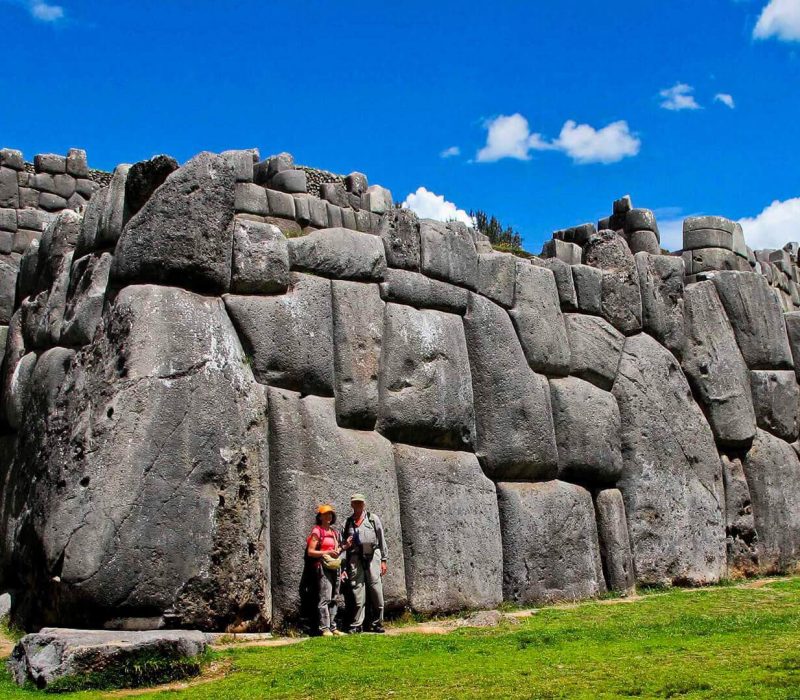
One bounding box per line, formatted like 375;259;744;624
288;227;387;281
742;429;800;573
749;370;800;442
377;209;421;271
612;333;726;586
635;252;685;355
681;281;756;446
377;303;475;450
463;292;558;480
268;388;406;624
595;489;635;593
394;444;503;614
564;313;624;390
509;262;571;376
712;271;794;370
420;220;478;289
721;455;759;576
497;481;606;605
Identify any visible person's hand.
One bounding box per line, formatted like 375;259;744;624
344;536;353;550
380;561;387;577
341;570;348;581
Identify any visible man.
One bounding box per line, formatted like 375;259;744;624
341;493;388;633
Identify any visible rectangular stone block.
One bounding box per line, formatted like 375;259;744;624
331;280;384;429
234;183;268;215
572;264;603;315
379;268;468;314
0;167;19;208
292;195;310;226
326;202;343;228
267;189;295;219
221;148;257;182
542;238;582;265
749;370;800;442
308;197;328;229
0;208;17;233
34;153;66;174
595;489;636;593
39;192;68;212
268;389;406;624
420;220;478;289
377;303;475;449
341;207;357;231
66;148;89;177
394;444;503;614
0;149;24;170
0;231;13;255
230;218;289;294
18;187;38;208
683;228;734;251
13;229;40;254
498;481;605;605
476;252;516;308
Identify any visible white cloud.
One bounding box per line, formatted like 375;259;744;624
476;114;549;162
29;1;63;21
754;0;800;41
714;93;735;109
739;197;800;249
659;83;701;111
550;120;641;164
402;187;474;227
476;113;639;165
440;146;460;159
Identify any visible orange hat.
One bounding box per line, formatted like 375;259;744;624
317;504;335;515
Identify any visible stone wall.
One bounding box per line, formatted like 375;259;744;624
0;147;799;633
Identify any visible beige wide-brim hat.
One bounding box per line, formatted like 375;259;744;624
350;493;366;503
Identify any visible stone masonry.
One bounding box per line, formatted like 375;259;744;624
0;147;799;633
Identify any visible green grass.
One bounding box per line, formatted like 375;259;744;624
2;579;800;698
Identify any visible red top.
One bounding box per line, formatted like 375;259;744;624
309;525;338;553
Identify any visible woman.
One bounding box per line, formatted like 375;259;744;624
306;504;345;637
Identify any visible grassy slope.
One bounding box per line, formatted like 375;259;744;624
2;579;800;699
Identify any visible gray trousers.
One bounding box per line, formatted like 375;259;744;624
349;553;384;629
318;566;340;632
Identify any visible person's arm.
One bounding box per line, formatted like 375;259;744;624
307;527;330;558
374;515;388;562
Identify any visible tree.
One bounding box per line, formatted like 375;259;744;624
470;209;523;250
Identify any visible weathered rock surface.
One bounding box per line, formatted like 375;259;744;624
635;252;684;354
612;333;726;585
681;281;756;446
288;227;386;281
498;481;605;604
230;218;289;294
268;389;406;623
0;285;270;630
112;153;235;294
549;377;622;486
571;264;603;315
564;313;624;390
124;155;179;221
61;253;112;346
712;271;794;370
595;489;635;593
583;230;642;335
721;455;759;576
377;303;474;449
331;281;383;429
394;444;502;613
476;252;516;307
510;262;571;376
742;429;800;572
9;628;208;690
224;273;334;396
464;293;558;480
379;268;468;314
534;257;578;310
377;209;421;271
749;370;800;442
784;311;800;380
419;220;477;289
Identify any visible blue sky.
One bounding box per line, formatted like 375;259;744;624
2;0;799;252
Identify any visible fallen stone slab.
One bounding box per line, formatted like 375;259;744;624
9;628;208;690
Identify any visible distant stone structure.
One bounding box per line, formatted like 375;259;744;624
0;146;799;633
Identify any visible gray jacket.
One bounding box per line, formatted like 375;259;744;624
343;512;388;562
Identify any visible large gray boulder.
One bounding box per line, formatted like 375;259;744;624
534;257;578;310
112;152;236;294
571;264;603;315
9;628;207;690
0;285;270;630
681;281;756;446
61;253;112;347
288;227;386;281
230;218;289;294
377;303;475;449
742;429;800;572
683;216;735;251
784;311;800;380
497;481;605;604
419;220;477;289
583;230;643;335
476;252;516;307
635;252;684;355
124;155;179;221
564;313;624;390
509;262;571;376
96;164;131;248
595;489;635;593
549;377;622;486
712;271;794;370
394;444;503;614
612;333;726;585
377;208;421;271
224;273;334;396
721;455;759;576
331;281;383;429
268;388;406;623
0;254;17;325
379;268;468;315
749;370;800;443
463;293;558;480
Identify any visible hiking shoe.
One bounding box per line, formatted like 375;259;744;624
321;629;334;637
348;626;363;634
368;625;386;634
332;630;346;637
